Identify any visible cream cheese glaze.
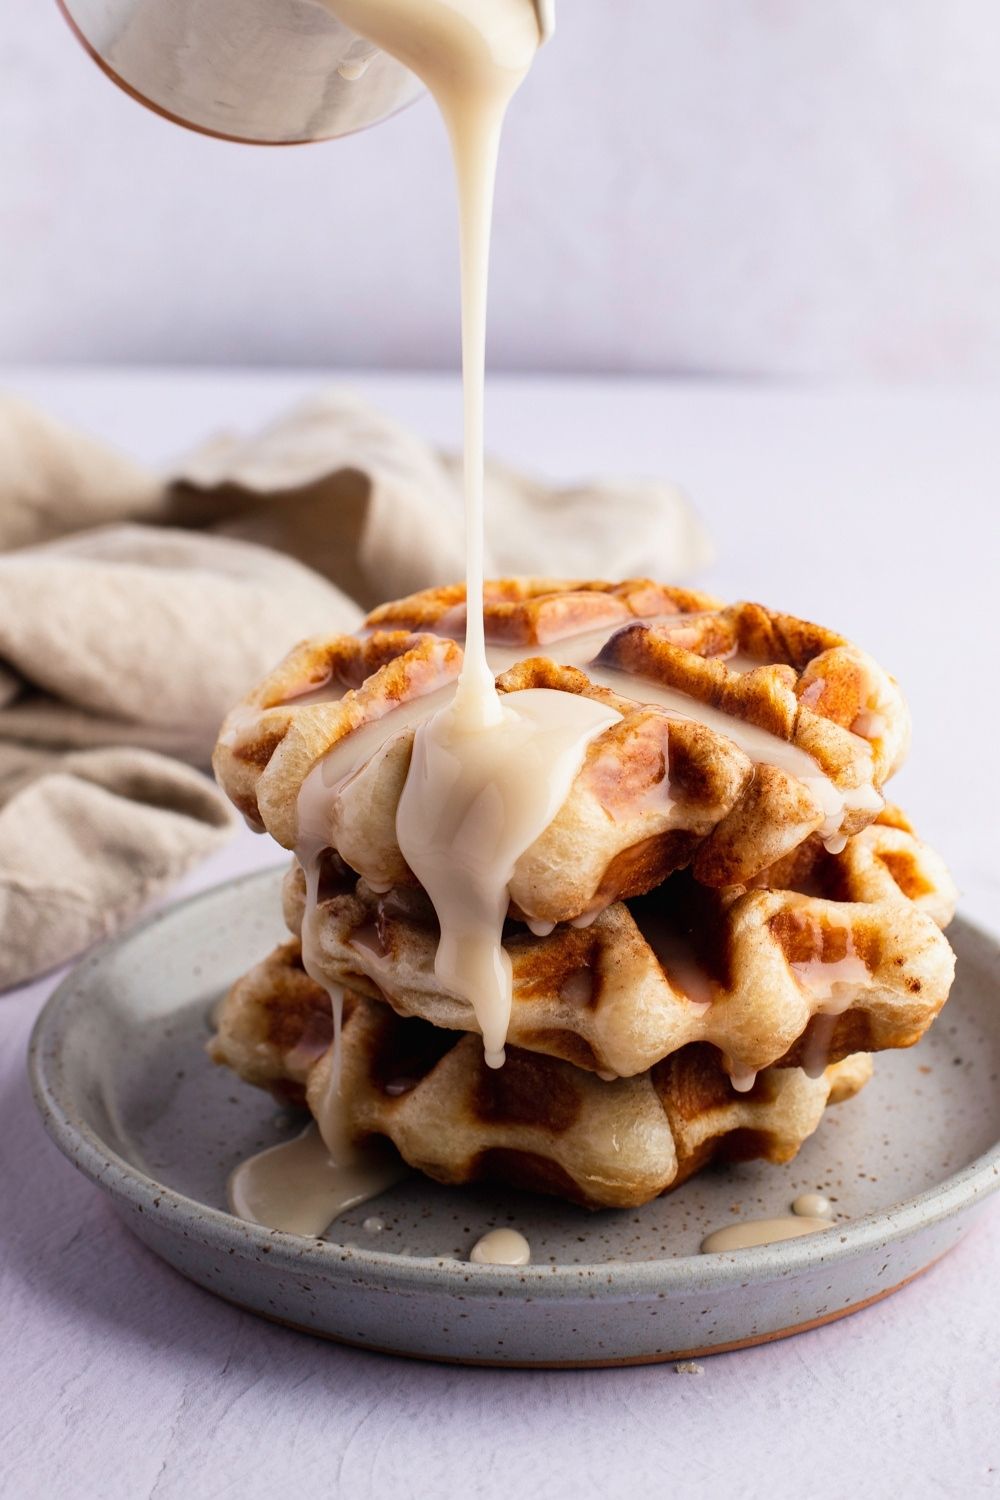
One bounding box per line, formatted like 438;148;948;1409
226;0;884;1235
228;969;409;1234
700;1193;836;1253
304;0;625;1077
470;1228;531;1266
228;1122;406;1236
297;609;881;888
396;689;618;1066
231;0;563;1232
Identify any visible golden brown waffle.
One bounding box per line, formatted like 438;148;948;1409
209;942;872;1210
283;811;956;1082
366;577;721;642
367;580;910;784
213;580;910;918
213;629;462;836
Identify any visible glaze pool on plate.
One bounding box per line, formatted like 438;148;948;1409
29;869;1000;1367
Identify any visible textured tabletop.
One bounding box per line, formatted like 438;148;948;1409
1;370;997;1500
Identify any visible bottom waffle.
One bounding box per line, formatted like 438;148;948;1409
209;940;872;1210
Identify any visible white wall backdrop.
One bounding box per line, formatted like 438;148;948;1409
4;1;1000;375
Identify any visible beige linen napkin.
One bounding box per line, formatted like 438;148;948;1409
0;394;165;550
0;387;711;989
169;389;713;607
0;745;234;988
0;524;362;764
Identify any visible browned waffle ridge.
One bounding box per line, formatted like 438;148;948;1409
209;943;873;1211
281;810;955;1081
213;579;911;922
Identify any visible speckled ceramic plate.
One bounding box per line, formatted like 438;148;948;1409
29;868;1000;1367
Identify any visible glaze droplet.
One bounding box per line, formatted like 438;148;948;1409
470;1228;531;1266
700;1214;833;1254
791;1192;833;1219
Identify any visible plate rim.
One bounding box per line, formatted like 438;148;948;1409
28;866;1000;1300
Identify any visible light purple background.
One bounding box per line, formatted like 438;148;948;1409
1;369;997;1500
3;4;999;1487
6;1;1000;374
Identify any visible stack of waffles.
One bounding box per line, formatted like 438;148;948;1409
210;581;956;1210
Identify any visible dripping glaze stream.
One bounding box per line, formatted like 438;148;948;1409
224;0;883;1240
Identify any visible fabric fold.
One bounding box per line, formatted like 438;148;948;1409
0;524;361;765
0;746;237;990
0;386;712;989
168;388;714;606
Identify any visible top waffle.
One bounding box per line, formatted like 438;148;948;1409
213;579;910;925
